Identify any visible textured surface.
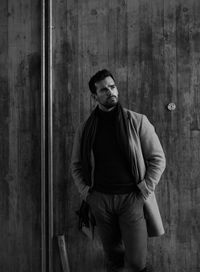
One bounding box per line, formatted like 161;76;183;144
0;0;41;271
52;0;200;271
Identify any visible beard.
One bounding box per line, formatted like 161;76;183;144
100;96;118;109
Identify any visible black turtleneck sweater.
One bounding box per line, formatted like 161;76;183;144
93;106;136;194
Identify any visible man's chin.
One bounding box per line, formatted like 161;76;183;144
104;101;118;109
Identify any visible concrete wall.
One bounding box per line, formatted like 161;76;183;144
0;0;200;271
0;0;42;271
52;0;200;271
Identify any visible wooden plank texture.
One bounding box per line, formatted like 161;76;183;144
0;0;42;271
52;0;200;271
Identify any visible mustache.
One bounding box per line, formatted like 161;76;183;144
107;94;117;98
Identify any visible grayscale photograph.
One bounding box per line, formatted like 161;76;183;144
0;0;199;271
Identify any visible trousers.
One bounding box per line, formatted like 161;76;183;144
87;191;148;272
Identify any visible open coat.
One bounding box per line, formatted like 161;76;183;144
71;109;166;237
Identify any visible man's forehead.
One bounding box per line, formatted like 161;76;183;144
95;76;115;87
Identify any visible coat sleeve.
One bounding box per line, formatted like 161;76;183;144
137;115;166;198
70;124;90;200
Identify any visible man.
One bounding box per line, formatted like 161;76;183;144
71;69;166;272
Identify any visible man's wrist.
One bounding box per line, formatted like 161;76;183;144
137;179;152;199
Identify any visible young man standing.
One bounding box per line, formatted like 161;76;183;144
71;69;166;272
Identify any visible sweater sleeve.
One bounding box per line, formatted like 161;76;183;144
70;124;90;200
137;115;166;198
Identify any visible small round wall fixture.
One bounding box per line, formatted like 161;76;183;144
167;103;176;111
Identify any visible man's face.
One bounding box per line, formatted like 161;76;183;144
94;76;119;111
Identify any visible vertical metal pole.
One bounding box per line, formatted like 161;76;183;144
41;0;46;271
48;0;53;270
41;0;53;271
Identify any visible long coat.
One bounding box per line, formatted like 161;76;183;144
71;108;166;237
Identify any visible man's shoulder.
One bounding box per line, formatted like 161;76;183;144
124;108;154;132
123;108;144;123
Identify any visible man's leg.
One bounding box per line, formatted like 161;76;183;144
88;191;125;271
118;192;148;272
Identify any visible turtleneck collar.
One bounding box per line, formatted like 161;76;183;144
97;104;118;121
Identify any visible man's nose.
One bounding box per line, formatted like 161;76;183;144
106;87;113;95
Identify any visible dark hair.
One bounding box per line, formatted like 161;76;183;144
88;69;115;94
